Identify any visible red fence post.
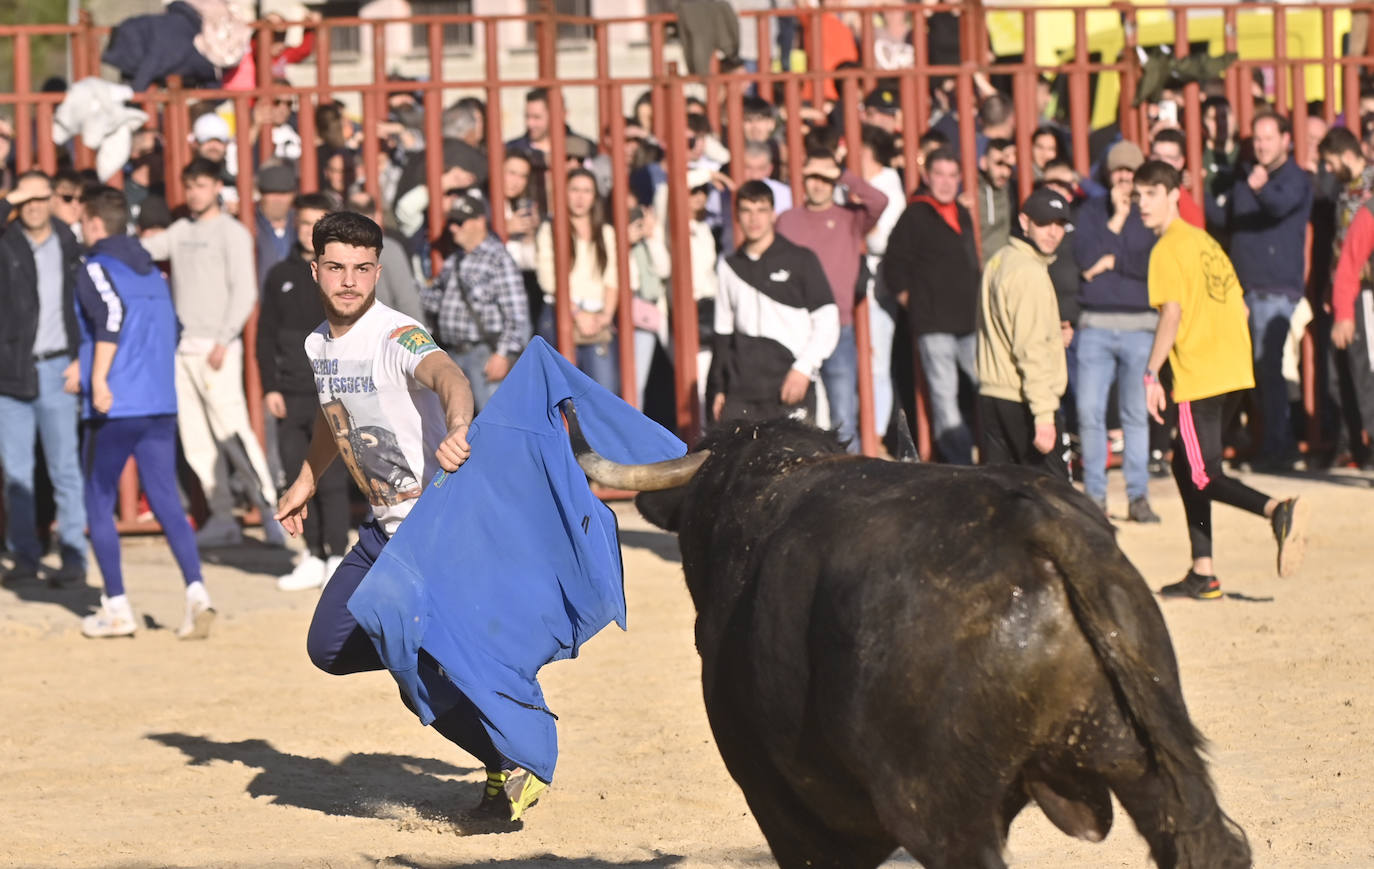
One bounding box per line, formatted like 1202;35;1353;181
1273;6;1289;116
485;18;507;241
842;75;879;458
784;76;804;203
257;24;275;166
425;21;446;277
663;70;701;444
650;18;667;141
14;34;33;171
547;85;575;364
1015;10;1036;206
1069;7;1090;180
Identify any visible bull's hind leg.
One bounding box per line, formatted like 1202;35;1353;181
745;790;896;869
1107;768;1252;869
869;776;1011;869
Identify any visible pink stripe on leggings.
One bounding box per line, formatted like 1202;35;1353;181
1178;401;1210;490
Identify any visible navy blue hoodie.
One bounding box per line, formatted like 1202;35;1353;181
1226;157;1312;299
1072;195;1157;313
74;235;179;420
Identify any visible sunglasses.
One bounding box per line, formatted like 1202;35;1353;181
803;173;838;184
57;193;77;203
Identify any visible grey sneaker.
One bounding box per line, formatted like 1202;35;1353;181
1128;497;1161;523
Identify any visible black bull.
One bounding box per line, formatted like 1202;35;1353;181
567;408;1251;869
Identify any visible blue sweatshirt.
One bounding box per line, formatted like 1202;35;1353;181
1073;195;1157;312
74;235;179;420
347;337;687;783
1227;157;1312;298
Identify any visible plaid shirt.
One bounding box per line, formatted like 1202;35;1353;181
421;234;530;358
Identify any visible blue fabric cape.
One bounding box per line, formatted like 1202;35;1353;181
346;337;685;783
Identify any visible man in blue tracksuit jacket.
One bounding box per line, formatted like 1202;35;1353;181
1225;110;1313;467
73;187;212;640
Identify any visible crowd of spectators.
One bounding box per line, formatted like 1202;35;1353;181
1;2;1371;594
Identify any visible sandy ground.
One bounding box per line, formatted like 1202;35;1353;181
2;466;1373;869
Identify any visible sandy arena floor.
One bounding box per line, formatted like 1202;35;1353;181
2;467;1372;869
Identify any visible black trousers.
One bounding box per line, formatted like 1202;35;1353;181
1326;288;1374;455
279;392;350;558
979;395;1070;482
1173;391;1272;561
305;518;508;771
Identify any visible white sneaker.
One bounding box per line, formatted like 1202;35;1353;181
323;555;344;589
261;515;287;547
277;555;327;591
82;595;137;638
195;515;243;548
176;581;216;640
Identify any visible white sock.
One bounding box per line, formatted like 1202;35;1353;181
186;580;211;609
106;593;132;615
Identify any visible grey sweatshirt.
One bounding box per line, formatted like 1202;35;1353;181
141;212;257;346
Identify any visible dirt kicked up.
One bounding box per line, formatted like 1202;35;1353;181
2;469;1372;869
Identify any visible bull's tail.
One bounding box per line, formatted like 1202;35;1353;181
1024;489;1252;869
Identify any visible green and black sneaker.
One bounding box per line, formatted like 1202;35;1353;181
1271;496;1310;578
471;768;513;819
1159;570;1223;600
504;767;549;822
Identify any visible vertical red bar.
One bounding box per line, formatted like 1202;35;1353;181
650;19;667;141
1273;7;1288;115
957;70;983;260
165;79;187;208
298;89;319;193
316;21;333;94
1323;7;1337;126
664;72;701;443
1173;9;1204;198
1069;8;1090;179
725;77;745;246
707;54;722;135
608;93;635;406
425;21;446;278
257;24;275;166
14;34;33;171
860;11;876;95
1015;10;1035;205
1225;7;1241;122
485;18;507;241
1346;60;1361;133
595;22;612;145
756;10;772;98
1293;72;1309;175
1120;7;1139;143
365;17;388;208
784;77;804;204
899;73;921;199
539;5;558;82
548;86;575;364
72;15;90;83
36;103;58;177
841;76;878;458
118;461;140;528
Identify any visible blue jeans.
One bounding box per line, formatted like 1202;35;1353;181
447;345;498;414
0;356;87;571
1246;292;1298;459
1076;327;1154;501
821;325;859;453
916;332;978;464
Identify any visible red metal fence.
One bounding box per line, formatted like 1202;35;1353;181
1;3;1369;528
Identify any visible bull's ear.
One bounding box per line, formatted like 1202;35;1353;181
635;488;687;533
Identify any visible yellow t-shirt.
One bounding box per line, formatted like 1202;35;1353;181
1148;218;1255;402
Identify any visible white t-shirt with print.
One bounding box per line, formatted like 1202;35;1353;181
304;300;446;535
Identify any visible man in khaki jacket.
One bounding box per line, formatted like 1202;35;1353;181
976;186;1072;476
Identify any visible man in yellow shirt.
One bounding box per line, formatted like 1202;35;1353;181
1136;160;1309;599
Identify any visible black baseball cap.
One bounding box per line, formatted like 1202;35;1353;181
447;191;486;225
863;88;899;114
1021;187;1072;225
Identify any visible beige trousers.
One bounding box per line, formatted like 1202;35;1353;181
174;339;277;517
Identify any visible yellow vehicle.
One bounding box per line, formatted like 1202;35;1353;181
985;2;1354;128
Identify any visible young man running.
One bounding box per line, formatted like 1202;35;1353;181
275;211;545;820
1135;160;1310;599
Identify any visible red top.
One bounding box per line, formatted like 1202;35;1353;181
1333;205;1374;323
1177;186;1204;229
910;195;962;235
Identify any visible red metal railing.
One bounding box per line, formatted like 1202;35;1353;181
1;2;1369;532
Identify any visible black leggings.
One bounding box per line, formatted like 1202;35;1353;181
1172;391;1272;561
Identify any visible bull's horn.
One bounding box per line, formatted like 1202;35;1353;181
561;399;709;491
